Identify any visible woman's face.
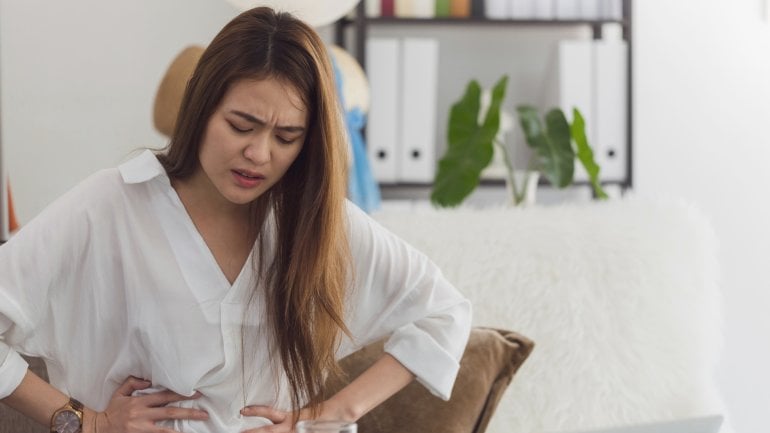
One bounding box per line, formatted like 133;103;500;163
196;77;308;208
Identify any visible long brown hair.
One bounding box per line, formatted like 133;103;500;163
157;7;351;416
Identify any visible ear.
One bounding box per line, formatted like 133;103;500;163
153;45;206;138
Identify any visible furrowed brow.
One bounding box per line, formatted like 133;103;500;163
231;110;264;125
231;110;305;134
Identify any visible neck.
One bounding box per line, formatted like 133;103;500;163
171;172;250;223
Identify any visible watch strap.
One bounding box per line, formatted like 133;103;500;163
68;398;84;412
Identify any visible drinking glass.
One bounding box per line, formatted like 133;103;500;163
296;420;357;433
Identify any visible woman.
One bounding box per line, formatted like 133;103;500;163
0;7;471;433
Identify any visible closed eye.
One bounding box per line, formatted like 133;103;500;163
276;135;300;145
228;121;252;134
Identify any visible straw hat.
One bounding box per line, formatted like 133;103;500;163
152;45;205;137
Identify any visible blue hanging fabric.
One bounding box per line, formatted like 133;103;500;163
330;49;381;213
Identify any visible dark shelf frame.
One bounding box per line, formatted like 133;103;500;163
335;0;634;191
379;178;627;189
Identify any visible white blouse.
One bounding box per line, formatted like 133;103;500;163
0;150;471;433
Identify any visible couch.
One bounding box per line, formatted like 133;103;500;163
366;197;730;433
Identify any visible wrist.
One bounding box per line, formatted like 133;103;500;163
81;409;100;433
323;395;362;422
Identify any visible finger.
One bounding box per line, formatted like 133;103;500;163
114;376;152;397
158;429;190;433
147;407;209;422
240;406;287;423
242;425;287;433
141;390;203;407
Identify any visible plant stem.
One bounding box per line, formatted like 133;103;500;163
518;155;541;206
494;139;521;205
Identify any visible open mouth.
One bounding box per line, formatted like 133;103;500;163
234;170;263;179
232;170;265;187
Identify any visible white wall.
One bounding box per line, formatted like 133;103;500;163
0;0;237;222
634;0;770;432
0;0;337;223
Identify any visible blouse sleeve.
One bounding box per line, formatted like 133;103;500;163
0;173;104;399
341;201;472;400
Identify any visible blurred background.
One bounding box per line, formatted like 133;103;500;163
1;0;768;431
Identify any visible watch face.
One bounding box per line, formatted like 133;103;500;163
53;410;81;433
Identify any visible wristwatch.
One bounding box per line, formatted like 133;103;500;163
50;398;84;433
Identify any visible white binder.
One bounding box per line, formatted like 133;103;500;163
542;40;595;182
484;0;509;19
509;0;535;19
533;0;554;19
394;0;414;17
412;0;436;18
554;0;580;19
399;37;439;183
366;38;401;183
594;40;628;182
601;0;623;19
365;0;381;17
580;0;602;19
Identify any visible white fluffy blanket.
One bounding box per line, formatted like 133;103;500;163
372;198;728;433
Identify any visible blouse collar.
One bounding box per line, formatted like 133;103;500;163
118;149;168;184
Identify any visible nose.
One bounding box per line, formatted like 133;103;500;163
243;132;271;165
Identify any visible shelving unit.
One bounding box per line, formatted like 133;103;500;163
334;0;633;195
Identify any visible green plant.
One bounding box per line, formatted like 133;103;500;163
431;75;608;207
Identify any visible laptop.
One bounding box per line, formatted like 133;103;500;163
552;415;724;433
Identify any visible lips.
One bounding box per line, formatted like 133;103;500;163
234;169;264;179
232;169;265;188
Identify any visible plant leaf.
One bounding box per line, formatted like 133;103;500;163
516;106;575;188
571;107;608;199
431;76;508;207
516;105;544;145
516;106;551;160
543;109;575;188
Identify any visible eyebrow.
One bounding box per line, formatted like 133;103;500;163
230;110;306;133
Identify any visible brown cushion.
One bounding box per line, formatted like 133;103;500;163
0;356;50;433
326;327;534;433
